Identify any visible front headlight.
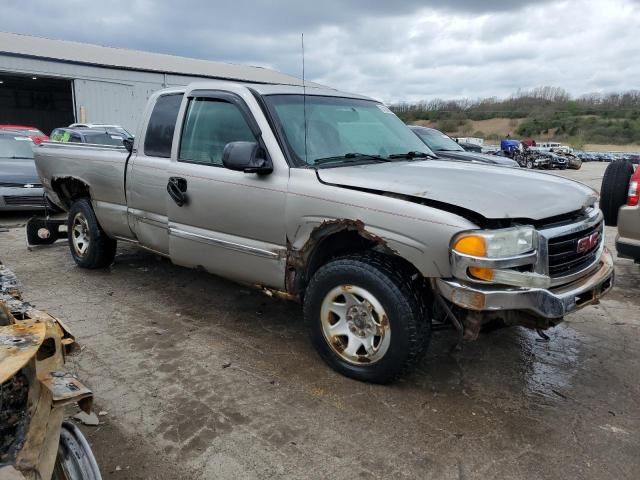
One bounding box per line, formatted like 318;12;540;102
453;227;535;258
452;226;543;285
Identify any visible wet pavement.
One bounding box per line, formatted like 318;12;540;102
0;162;638;479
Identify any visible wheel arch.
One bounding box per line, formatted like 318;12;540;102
287;219;425;299
50;177;92;210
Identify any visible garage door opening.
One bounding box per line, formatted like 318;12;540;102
0;73;75;135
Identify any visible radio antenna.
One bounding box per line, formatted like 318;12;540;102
302;33;308;164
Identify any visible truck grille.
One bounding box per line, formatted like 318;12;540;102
3;195;45;207
547;221;603;278
0;182;42;188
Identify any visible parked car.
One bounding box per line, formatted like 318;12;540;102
50;126;128;146
34;82;613;384
410;126;518;167
0;124;48;144
68;123;133;138
601;160;640;262
0;133;46;211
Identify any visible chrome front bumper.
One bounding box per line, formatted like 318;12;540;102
435;247;614;319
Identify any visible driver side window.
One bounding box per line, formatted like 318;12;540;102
179;98;257;166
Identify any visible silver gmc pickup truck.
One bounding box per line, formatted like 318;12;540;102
35;81;614;383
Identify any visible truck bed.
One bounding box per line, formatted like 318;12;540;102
34;142;131;237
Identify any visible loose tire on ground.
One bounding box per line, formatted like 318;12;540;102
600;160;634;226
303;253;431;384
67;198;117;268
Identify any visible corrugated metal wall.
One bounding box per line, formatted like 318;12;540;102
0;54;212;133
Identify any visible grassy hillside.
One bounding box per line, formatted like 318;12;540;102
393;87;640;148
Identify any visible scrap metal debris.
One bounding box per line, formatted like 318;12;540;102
0;259;101;479
73;411;100;426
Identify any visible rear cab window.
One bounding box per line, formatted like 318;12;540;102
144;94;183;158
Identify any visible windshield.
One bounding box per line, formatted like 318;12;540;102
0;137;34;159
412;128;464;152
265;95;434;166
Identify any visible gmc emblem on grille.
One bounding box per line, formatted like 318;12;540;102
576;231;600;254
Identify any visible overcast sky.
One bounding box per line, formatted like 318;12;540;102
2;0;639;103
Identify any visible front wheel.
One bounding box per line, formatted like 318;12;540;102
526;159;534;169
67;198;117;268
303;254;431;384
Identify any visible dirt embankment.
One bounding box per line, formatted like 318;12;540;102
411;118;640;152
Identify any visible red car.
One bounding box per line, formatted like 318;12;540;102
0;125;49;144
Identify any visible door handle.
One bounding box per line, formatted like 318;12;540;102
167;177;188;207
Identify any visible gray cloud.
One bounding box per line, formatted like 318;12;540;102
1;0;638;103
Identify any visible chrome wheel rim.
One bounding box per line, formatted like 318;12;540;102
71;213;90;257
320;285;391;365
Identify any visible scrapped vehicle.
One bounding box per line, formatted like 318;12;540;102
0;261;101;479
410;126;518;167
0;125;49;145
561;152;582;170
534;151;569;170
601;161;640;261
34;82;614;383
532;142;573;154
68;123;133;138
50;127;127;147
0;133;46;211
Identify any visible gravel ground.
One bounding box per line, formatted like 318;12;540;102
0;162;638;479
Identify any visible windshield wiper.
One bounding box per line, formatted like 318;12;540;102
312;153;391;166
387;151;436;160
8;156;33;160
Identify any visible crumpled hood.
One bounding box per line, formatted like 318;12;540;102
436;150;519;167
0;159;40;185
317;160;597;220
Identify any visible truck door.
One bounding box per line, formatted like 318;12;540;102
126;93;183;255
166;91;288;289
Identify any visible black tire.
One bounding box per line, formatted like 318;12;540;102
303;253;431;384
25;218;58;245
600;160;634;226
526;159;534;169
67;198;117;268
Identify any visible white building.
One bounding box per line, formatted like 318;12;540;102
0;32;308;134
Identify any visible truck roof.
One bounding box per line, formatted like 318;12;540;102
158;81;377;102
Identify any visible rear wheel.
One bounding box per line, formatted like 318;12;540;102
600;160;634;226
303;253;431;384
526;159;534;169
67;198;116;268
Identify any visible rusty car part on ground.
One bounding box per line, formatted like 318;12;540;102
0;260;101;480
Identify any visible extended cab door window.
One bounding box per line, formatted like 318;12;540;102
179;98;257;166
144;94;183;158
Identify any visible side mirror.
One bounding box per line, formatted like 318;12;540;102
123;137;134;153
222;141;272;174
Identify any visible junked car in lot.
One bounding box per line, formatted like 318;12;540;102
50;126;128;147
0;133;46;211
409;126;518;167
601;160;640;262
34;82;614;383
68;123;133;138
